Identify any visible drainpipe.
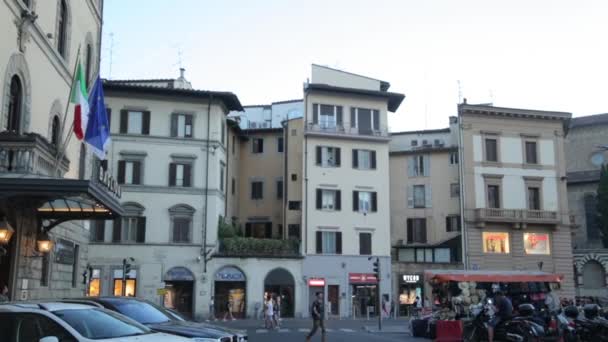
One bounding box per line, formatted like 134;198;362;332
282;120;288;240
303;90;309;256
224;123;229;219
457;106;469;269
203;95;213;273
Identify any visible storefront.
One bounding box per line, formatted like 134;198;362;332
164;267;195;319
214;266;247;318
307;278;326;314
349;273;378;318
113;269;137;296
398;274;423;316
264;268;296;317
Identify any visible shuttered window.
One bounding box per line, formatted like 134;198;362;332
117;160;142;185
251;181;263;199
316;231;342;254
407;218;427;243
359;233;372;255
120;110;150;135
169;163;192;187
171;114;193;138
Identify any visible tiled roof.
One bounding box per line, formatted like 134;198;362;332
567;170;601;184
570;113;608;129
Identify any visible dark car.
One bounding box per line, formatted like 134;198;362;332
61;297;246;342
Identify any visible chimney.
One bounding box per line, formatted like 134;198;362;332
179;68;185;79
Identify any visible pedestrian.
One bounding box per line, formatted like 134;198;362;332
275;294;282;323
488;291;513;342
306;292;326;342
223;296;235;321
272;294;280;328
265;294;275;329
0;283;9;302
382;295;389;318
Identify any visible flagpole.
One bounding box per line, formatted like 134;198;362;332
53;44;81;175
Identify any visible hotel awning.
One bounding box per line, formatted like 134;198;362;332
424;270;563;283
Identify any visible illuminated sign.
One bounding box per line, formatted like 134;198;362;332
402;274;420;283
349;273;378;284
308;278;326;286
524;233;550;255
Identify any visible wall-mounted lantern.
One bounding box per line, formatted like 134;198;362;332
36;231;53;253
0;217;15;245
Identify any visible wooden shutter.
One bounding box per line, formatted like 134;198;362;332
336;106;343;126
335;148;341;166
352;149;359;168
371;151;376;169
316;189;322;209
407;185;414;208
169;163;176;186
446;216;451;232
106;108;112;129
335;190;341;210
185;115;193;137
112;218;122;242
353;191;359;211
265;222;272;238
170;114;178;137
406;219;413;243
423;155;430;176
425;185;432;208
407;156;415;177
183;164;191;187
373;110;380;130
371;192;377;212
117;160;126;184
136;217;146;243
350;108;356;128
132;161;141;185
421;219;427;243
360;233;371;255
313;104;318;124
245;223;252;237
316;231;322;254
316;146;322;165
336;232;342;254
119;110;128;133
142;111;151;135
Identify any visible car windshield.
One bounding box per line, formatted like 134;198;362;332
54;308;151;340
112;300;172;324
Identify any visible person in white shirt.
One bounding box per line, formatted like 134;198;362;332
265;294;275;329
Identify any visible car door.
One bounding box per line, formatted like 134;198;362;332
13;313;77;342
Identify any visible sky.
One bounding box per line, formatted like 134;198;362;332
100;0;608;132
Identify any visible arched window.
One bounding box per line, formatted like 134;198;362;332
583;261;606;288
57;0;68;57
169;204;195;243
78;143;86;179
85;43;92;87
7;75;22;132
51;115;60;146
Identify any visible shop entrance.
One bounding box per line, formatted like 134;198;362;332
328;285;340;316
0;231;15;301
215;266;247;319
264;268;295;318
399;274;423;316
352;284;377;318
163;266;195;319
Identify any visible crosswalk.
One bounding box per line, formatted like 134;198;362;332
254;328;357;334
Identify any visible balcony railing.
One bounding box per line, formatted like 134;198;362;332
305;122;389;139
0;132;69;177
217;237;301;258
474;208;560;226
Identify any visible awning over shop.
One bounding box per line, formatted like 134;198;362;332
424;270;563;283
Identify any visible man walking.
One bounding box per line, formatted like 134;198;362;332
306;292;326;342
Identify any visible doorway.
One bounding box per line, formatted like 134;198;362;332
264;268;296;317
164;281;194;319
328;285;340;316
215;266;247;319
352;284;377;317
0;232;15;301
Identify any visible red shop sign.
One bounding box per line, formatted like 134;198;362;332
308;278;326;287
349;273;378;284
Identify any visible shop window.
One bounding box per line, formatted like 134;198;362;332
113;279;136;297
89;269;101;296
482;232;510;254
523;233;550;255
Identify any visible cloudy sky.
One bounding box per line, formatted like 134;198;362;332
101;0;608;131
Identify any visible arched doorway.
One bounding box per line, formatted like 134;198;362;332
215;266;247;319
583;261;606;289
164;267;195;319
264;268;295;318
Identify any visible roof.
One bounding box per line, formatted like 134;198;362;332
424;270;564;283
570;113;608;129
311;64;391;91
459;103;572;121
567;170;601;184
389;146;457;156
240;127;283;134
391;128;451;135
105;78;175;83
103;81;243;112
305;83;405;112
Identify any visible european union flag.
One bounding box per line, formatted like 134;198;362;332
85;77;111;160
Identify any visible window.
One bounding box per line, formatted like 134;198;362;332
232;135;236;154
487;185;501;208
122;218;141;242
72;244;79;288
450;183;460;198
113;215;146;243
359;232;372;255
231;178;236;195
352;149;376;170
288;201;301;210
525;141;538;164
113;278;136;297
118;160;142;185
316;231;342;254
485;138;498;162
244;222;272;238
220;162;225;192
170;114;193;138
449;152;459;165
57;0;68;57
585;194;600;239
409;155;429;177
6;75;22;132
221;120;225;145
119;110;150;135
527;187;541;210
411;140;418;147
288;224;301;239
85;44;92;87
291;173;297;181
316;146;341;167
277;137;284;153
277;180;283;199
88;269;101;296
353;191;377;213
252;138;264;153
482;232;510;254
313;104;343;129
434;248;451;263
350;107;380;134
398;248;453;263
446;215;461;232
407;218;427;243
91;220;105;242
169;163;192;187
398;249;415;262
316;189;341;210
51;115;61;146
78;143;86;179
251;181;263;199
413;185;426;208
172;217;191;243
523;233;550;255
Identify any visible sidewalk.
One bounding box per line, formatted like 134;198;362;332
208;317;410;332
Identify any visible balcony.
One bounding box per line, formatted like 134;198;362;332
0;132;69;177
304;122;390;141
216;237;302;258
474;208;560;228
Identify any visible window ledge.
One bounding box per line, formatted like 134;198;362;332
481;161;501;167
522;163;542;169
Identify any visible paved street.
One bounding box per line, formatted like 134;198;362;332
212;318;420;342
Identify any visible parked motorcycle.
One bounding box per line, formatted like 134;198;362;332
464;299;529;342
564;304;608;342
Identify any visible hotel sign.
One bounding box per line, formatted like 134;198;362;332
97;164;121;199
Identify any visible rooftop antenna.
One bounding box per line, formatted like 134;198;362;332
172;45;184;74
489;88;495;105
108;32;114;79
457;80;463;104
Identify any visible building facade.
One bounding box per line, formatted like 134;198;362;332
228;100;303;130
301;65;404;318
389;120;462;315
459;103;575;297
565;113;608;298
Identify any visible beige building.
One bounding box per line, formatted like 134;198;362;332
284;117;304;241
0;0;122;302
459;103;575;297
389;119;462;315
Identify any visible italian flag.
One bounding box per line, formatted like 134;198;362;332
71;63;89;140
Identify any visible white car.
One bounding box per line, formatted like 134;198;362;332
0;302;192;342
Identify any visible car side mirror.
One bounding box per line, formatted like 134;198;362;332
39;337;59;342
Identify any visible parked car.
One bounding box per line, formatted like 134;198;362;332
0;302;191;342
61;297;246;342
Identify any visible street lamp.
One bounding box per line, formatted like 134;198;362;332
0;217;15;245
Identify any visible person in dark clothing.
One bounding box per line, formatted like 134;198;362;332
306;292;326;342
488;291;513;342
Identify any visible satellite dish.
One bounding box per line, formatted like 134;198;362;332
591;152;605;167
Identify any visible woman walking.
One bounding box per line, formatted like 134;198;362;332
273;294;281;328
223;296;235;321
265;294;275;329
